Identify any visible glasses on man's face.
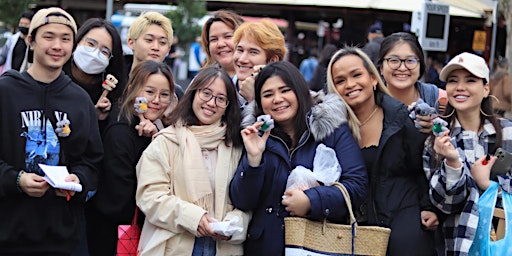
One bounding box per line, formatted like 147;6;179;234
198;88;229;109
384;57;420;70
83;37;113;59
143;88;173;104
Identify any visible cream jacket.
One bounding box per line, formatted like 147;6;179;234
136;134;250;256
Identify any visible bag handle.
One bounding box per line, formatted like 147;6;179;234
132;207;139;226
332;182;358;255
332;182;357;227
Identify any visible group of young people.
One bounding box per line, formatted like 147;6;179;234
0;6;510;256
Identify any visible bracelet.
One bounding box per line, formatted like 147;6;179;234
16;170;25;193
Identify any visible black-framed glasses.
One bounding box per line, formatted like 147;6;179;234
198;88;229;108
83;37;113;59
383;57;420;70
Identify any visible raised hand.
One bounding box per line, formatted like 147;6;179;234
241;121;270;167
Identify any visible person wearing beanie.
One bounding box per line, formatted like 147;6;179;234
0;11;33;73
0;7;103;254
423;52;512;255
362;23;384;65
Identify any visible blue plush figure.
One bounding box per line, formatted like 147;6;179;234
408;98;436;129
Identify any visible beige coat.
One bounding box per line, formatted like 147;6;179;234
135;133;250;256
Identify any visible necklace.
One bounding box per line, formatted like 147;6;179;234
359;107;378;127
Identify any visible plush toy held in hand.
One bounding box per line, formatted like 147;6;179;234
432;118;448;137
100;74;118;98
408;98;436;129
134;97;148;114
256;114;274;132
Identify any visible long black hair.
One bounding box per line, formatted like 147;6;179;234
254;61;313;148
74;18;126;101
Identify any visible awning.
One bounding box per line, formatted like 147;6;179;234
211;0;491;18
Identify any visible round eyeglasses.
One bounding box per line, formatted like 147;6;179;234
198;88;229;108
83;37;113;59
383;57;420;70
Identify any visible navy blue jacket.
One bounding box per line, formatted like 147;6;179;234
230;94;367;255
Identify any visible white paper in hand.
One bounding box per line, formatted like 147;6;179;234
209;216;243;236
38;164;82;192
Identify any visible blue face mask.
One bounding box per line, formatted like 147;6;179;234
73;45;110;75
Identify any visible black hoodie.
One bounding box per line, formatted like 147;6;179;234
0;70;103;253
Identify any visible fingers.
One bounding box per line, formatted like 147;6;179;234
136;120;158;137
20;173;50;197
95;97;112;113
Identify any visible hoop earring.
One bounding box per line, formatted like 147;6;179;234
480;108;491;117
440;109;455;118
488;95;500;105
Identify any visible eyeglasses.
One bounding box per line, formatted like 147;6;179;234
198;88;229;108
83;37;113;59
383;57;420;70
143;88;173;104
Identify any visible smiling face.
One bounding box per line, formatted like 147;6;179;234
208;21;236;73
233;36;268;81
192;77;228;125
331;54;377;109
137;73;172;121
129;24;170;65
29;23;74;71
445;69;489;116
260;76;298;130
380;42;420;90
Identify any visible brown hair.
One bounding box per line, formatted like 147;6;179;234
201;10;244;66
119;60;175;124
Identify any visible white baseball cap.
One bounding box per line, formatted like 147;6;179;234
439;52;489;82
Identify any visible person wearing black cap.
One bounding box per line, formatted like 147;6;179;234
0;11;33;74
362;23;384;65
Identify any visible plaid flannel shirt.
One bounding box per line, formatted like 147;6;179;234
423;118;512;256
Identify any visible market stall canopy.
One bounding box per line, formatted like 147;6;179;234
211;0;492;18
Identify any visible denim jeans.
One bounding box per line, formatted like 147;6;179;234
192;236;216;256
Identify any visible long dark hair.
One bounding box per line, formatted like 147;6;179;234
166;65;242;147
254;61;313;147
75;18;126;100
428;78;502;169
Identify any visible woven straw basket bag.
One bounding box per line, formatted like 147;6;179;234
285;182;391;255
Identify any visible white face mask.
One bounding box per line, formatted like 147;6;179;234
73;45;110;75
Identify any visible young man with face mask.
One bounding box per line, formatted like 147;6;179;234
0;11;33;74
0;7;103;254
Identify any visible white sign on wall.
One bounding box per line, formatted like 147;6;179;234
410;2;450;51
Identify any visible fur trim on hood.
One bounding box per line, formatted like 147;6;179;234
241;91;348;142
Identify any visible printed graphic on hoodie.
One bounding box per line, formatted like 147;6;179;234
20;110;65;175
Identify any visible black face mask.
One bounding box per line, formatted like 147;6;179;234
18;26;29;35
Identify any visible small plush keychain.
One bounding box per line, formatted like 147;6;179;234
134;97;148;120
55;118;71;137
100;74;118;99
432;117;448;137
408;98;436;129
257;114;274;132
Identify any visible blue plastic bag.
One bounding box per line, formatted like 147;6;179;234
469;181;512;255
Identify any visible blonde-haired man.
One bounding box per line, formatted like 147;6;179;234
127;11;173;73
